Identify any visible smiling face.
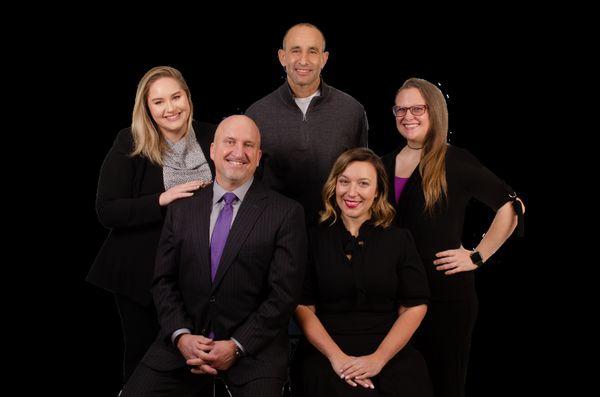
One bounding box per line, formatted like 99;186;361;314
278;25;329;97
210;115;262;190
335;161;378;224
394;87;430;145
147;77;191;139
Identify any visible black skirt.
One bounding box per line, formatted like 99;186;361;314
292;333;432;397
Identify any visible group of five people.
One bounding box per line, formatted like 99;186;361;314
88;22;524;397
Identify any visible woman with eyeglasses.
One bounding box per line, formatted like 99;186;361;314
381;78;525;397
292;148;433;397
87;66;215;387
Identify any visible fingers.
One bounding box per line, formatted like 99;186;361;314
344;377;358;387
433;256;454;265
354;378;375;389
196;350;216;362
339;359;355;374
341;363;365;380
445;266;466;275
344;368;366;380
435;250;455;258
187;357;218;375
435;263;458;271
190;364;218;375
186;357;208;366
196;335;214;345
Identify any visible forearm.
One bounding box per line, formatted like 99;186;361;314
296;305;345;360
476;201;520;261
374;304;427;364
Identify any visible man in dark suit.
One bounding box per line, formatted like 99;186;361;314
122;115;307;396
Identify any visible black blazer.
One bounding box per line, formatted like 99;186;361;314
87;121;216;305
142;180;307;386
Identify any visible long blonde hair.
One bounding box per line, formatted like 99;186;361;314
320;148;396;228
130;66;194;165
398;78;448;214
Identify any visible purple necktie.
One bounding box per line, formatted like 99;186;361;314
210;192;237;282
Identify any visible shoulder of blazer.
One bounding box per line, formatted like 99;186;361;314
113;127;135;153
170;182;213;215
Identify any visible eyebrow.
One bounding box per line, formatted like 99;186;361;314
339;174;372;181
223;136;257;144
149;90;183;101
289;45;321;52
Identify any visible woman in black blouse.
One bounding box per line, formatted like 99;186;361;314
382;78;525;397
293;148;432;397
87;66;215;385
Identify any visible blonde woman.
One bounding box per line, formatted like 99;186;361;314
87;66;215;384
382;77;525;397
293;148;432;396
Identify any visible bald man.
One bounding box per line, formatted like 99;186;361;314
246;23;368;226
122;116;307;396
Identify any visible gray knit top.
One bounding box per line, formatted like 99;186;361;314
163;127;213;190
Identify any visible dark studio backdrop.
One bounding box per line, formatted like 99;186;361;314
61;14;547;397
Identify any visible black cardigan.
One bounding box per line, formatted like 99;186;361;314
87;121;216;305
382;145;521;301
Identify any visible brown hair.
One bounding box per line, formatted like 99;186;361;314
320;148;395;228
398;78;448;214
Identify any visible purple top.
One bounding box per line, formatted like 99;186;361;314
394;176;409;203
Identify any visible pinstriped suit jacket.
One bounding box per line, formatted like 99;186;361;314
142;179;307;385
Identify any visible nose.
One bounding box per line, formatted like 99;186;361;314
232;142;244;157
348;183;358;196
165;100;175;112
299;51;309;65
402;110;415;121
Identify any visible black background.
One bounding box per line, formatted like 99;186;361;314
46;13;551;396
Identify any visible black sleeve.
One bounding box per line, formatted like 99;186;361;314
96;129;164;229
397;229;430;307
299;232;319;305
455;147;516;212
152;204;194;342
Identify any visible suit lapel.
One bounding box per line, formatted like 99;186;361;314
211;181;268;291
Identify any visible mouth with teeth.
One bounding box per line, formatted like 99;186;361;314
343;199;362;209
402;122;420;131
295;67;313;76
164;112;182;122
225;157;249;168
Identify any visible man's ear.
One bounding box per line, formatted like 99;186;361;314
278;49;286;68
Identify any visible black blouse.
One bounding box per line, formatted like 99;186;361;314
300;220;430;335
382;145;523;301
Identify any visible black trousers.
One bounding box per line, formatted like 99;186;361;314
414;295;478;397
122;362;285;397
115;293;160;383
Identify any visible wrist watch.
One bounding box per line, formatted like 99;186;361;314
470;250;484;268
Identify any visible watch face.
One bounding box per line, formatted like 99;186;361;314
471;251;483;266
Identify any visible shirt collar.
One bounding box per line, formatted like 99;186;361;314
212;177;254;205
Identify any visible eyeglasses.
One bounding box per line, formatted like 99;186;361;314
392;105;428;117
